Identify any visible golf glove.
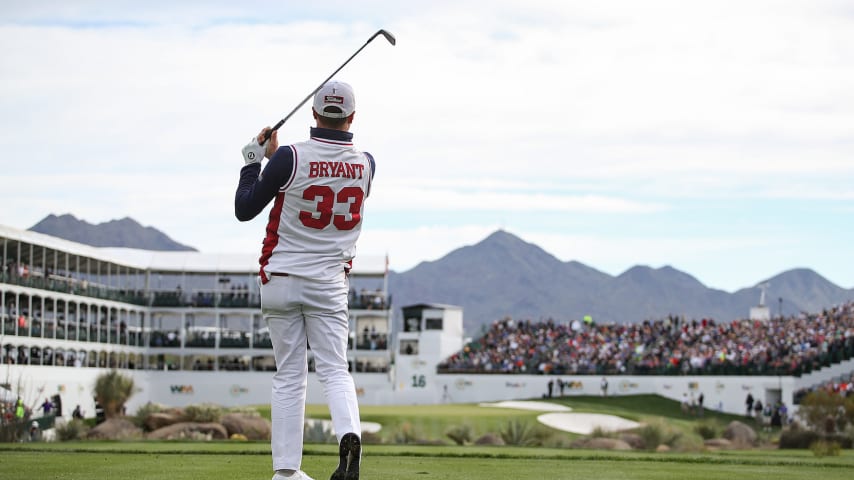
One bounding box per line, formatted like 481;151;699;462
242;137;265;166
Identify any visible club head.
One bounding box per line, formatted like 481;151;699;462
378;29;396;46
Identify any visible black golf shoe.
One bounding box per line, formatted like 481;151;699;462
330;432;360;480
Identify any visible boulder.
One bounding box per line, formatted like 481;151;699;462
474;433;505;446
147;422;228;440
144;411;185;431
723;421;757;447
704;438;733;450
86;418;142;440
619;433;645;449
655;444;671;453
220;413;271;441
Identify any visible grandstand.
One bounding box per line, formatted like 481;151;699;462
1;221;852;419
439;305;854;378
0;224;394;415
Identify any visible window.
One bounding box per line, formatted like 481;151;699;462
425;318;443;330
400;339;419;355
404;317;420;332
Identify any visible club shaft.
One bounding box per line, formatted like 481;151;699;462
264;31;389;143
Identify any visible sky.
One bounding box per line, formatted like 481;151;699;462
1;0;852;293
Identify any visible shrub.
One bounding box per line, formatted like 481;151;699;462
500;419;539;446
671;432;705;452
303;420;336;444
392;422;419;444
131;402;165;429
94;370;136;419
540;433;572;449
810;439;841;457
779;428;818;449
56;419;89;441
445;424;473;445
798;391;848;433
361;430;383;445
590;426;616;438
183;403;223;423
845;396;854;427
693;420;718;440
226;406;261;417
633;420;681;450
0;422;24;443
778;428;852;449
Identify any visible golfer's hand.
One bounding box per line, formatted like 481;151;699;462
242;136;264;166
257;128;278;159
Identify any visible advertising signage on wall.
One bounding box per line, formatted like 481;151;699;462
229;385;249;397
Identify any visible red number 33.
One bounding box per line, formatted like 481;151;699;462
299;185;364;231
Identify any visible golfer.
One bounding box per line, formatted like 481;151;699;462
235;81;373;480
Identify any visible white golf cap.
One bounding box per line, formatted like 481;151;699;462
313;81;355;118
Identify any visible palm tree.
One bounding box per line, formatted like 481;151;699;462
93;370;135;419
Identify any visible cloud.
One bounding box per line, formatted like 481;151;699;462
1;0;852;293
369;181;666;213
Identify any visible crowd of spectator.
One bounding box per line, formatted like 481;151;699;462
349;288;388;310
793;372;854;404
358;325;389;350
439;302;854;377
4;261;260;309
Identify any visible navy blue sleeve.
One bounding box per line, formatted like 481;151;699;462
234;146;295;222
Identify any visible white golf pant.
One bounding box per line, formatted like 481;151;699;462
261;274;361;471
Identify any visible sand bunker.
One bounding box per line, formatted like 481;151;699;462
306;418;382;434
478;400;572;412
537;412;640;434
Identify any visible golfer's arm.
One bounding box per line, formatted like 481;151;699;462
234;147;295;221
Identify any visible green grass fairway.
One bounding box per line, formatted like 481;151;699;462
2;395;851;479
292;394;756;444
1;443;853;480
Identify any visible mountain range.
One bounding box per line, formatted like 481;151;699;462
29;214;854;335
387;230;854;334
29;214;196;251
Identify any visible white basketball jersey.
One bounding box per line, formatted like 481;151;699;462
260;135;373;282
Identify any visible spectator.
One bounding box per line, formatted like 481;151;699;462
753;399;763;424
15;397;24;420
40;397;53;415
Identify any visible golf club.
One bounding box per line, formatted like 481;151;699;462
262;29;396;144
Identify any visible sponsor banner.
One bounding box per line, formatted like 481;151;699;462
170;385;194;394
454;378;473;390
229;385;249;397
618;380;639;393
